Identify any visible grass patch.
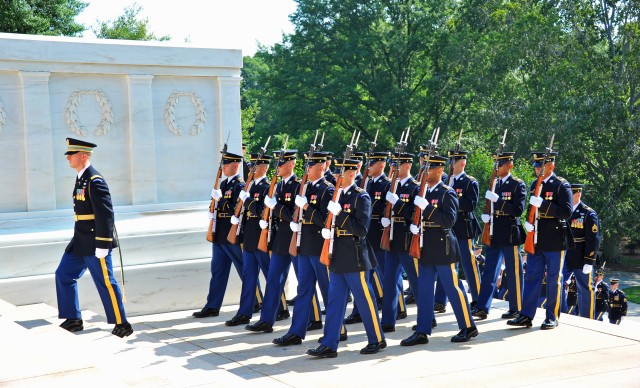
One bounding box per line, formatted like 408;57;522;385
623;286;640;304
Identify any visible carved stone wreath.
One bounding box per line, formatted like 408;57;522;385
164;91;206;136
64;89;114;136
0;100;5;135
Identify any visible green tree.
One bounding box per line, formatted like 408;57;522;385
0;0;87;36
92;3;169;41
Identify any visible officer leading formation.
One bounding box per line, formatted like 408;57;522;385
57;130;628;350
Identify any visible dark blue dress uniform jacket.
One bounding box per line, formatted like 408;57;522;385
419;182;460;265
451;173;481;240
65;165;117;256
330;185;375;274
242;176;270;252
489;175;527;247
270;175;301;255
566;202;600;268
595;281;610;311
390;177;419;253
366;175;391;251
527;174;573;252
300;178;334;256
608;289;627;320
214;175;245;245
324;169;337;186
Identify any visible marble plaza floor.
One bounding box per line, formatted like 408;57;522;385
2;296;640;387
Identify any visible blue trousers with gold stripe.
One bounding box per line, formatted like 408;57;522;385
291;255;322;322
457;238;482;303
289;254;330;338
321;271;384;351
561;265;594;319
521;250;565;321
382;251;417;326
416;263;475;334
258;252;292;324
237;250;286;317
56;251;127;324
477;245;523;313
205;243;248;309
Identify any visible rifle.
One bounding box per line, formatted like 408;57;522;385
206;132;230;242
524;133;555;254
319;130;357;266
360;129;379;189
380;128;410;251
316;132;325;151
448;128;464;185
257;136;289;253
409;127;440;258
481;129;508;246
289;130;320;256
227;136;271;244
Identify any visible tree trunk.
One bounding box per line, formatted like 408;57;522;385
602;233;621;265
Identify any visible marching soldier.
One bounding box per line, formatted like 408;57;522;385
193;151;256;318
403;155;478;345
474;151;526;320
246;150;308;333
56;138;132;337
594;269;610;321
225;153;289;326
566;274;579;315
352;151;365;187
323;152;337;186
380;153;420;332
447;150;482;308
273;151;335;345
307;158;386;357
608;279;627;324
561;183;600;319
508;151;573;330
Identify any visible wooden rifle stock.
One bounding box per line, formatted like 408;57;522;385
227;168;256;244
257;174;280;253
206;167;223;242
524;134;555;254
409;160;428;258
319;174;343;266
481;167;499;246
289;169;311;256
379;163;398;251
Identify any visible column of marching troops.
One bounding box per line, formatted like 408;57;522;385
190;134;628;358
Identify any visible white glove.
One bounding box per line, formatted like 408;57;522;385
208;212;215;220
409;224;420;235
259;220;269;229
386;191;399;205
211;188;222;201
582;264;593;274
95;248;109;259
414;195;428;210
290;221;300;232
295;195;308;209
239;190;250;202
485;190;499;203
381;217;391;228
264;195;277;209
327;200;342;215
524;221;534;232
230;215;240;225
321;228;332;239
481;214;490;223
529;196;543;208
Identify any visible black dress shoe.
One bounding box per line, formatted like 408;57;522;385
470;301;477;310
321;309;326;315
405;294;416;305
434;303;446;313
451;326;478;342
541;319;558;330
471;308;488;320
273;332;302;346
507;314;533;328
382;324;395;333
396;311;407;320
254;304;262;313
307;320;323;331
286;298;296;306
401;331;429;346
112;322;133;338
360;340;387;354
347;294;353;303
412;318;437;332
60;318;83;332
275;310;291;321
192;308;219;318
501;310;519;319
245;320;273;333
225;315;250;326
307;345;337;358
318;333;348;343
344;313;362;324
